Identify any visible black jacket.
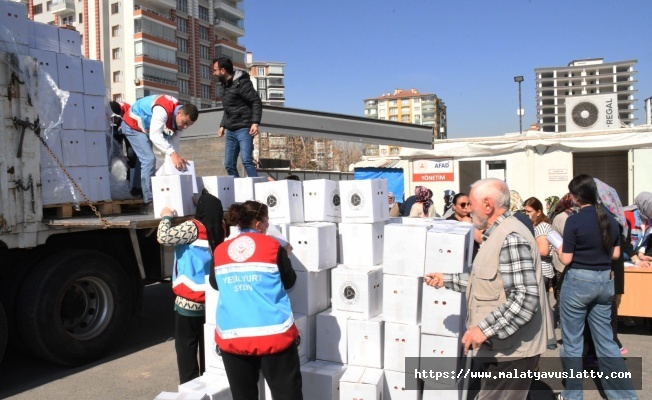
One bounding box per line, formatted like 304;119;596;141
219;70;263;131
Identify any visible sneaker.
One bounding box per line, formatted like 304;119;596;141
547;344;558;350
620;347;629;355
555;394;565;400
622;317;635;327
130;187;143;198
140;202;154;215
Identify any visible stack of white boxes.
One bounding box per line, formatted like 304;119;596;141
234;177;266;203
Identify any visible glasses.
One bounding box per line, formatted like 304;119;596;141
456;202;469;208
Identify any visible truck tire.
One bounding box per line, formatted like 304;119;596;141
0;302;7;364
16;250;134;366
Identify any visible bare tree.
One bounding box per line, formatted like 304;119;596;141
332;141;363;172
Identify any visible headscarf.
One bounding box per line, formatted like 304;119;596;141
634;192;652;223
194;189;225;251
415;186;432;215
509;190;523;212
388;192;396;210
550;193;574;220
594;178;627;233
545;196;559;220
443;190;456;214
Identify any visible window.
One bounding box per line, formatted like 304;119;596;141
401;115;411;122
389;100;397;106
268;65;283;74
33;4;42;14
401;106;410;113
177;17;188;33
179;79;189;94
79;13;83;23
201;65;211;79
112;71;122;82
199;25;210;41
176;0;188;13
401;99;410;106
198;6;209;22
113;94;122;102
135;41;176;64
258;79;266;89
112;48;121;59
257;67;265;75
177;37;188;53
259;90;267;101
413;98;420;103
61;15;75;25
177;58;189;74
111;25;120;37
201;103;212;109
110;2;119;14
389;107;397;114
389;116;398;121
46;1;51;11
201;84;211;99
199;45;210;60
136;66;177;86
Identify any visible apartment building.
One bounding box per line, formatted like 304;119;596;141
645;97;651;125
26;0;247;106
535;58;637;133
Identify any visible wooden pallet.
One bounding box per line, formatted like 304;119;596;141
43;199;144;218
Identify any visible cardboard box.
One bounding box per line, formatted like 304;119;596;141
178;373;232;400
61;92;85;130
287;269;329;316
383;274;423;325
383;224;429;277
340;366;384;399
56;53;83;93
203;323;224;372
84;131;109;167
339;179;389;223
86;166;112;202
255;180;304;223
288;222;337;271
420;285;466;338
152;175;196;218
198;176;235;211
347;316;384;368
29;48;59;86
316;308;349;364
58;26;82;57
337;222;384;266
31;22;60;52
81;58;106;95
421;378;462;400
384;370;423;400
60;130;87;166
294;313;316;365
83;95;108;131
205;275;219;326
424;225;472;275
383;322;421;373
234;177;266;203
330;264;383;320
302;179;341;222
154;392;209;400
419;334;464;386
39;129;63;168
300;360;347;400
0;1;29;45
157;159;198;194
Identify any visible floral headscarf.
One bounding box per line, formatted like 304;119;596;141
545;196;560;220
509;190;523;212
415;186;432;215
594;178;626;232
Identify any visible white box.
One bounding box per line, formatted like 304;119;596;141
287;269;329;316
31;22;60;52
316;308;349;363
152;175;196;218
420;285;466;337
300;361;347;400
337;222;384;266
61;93;85;130
421;378;462;400
205;275;219;325
57;53;83;93
84;95;108;131
155;392;209;400
203;323;224;372
255;180;304;223
340;366;384;399
61;130;87;166
178;373;232;400
0;1;29;45
39;130;63;168
86;166;112;202
302;179;341;222
29;48;58;86
339;179;389;223
234;176;266;203
419;334;464;386
157;159;198;194
347;316;384;368
288;222;337;271
198;176;235;210
40;166;76;205
330;265;383;320
384;370;423;400
85;131;109;166
81;58;106;95
383;275;423;325
66;166;89;202
58;26;82;57
424;225;472;275
383;322;421;373
383;224;429;277
294;313;316;365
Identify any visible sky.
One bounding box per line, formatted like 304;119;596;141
242;0;652;139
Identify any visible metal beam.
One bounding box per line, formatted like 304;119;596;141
183;105;434;150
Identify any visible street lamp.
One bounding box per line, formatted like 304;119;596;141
514;76;524;135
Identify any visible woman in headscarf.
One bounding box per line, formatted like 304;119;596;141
442;189;456;218
388;192;400;217
409;185;436;218
632;192;652;260
509;190;524;213
545;195;560;220
157;189;225;384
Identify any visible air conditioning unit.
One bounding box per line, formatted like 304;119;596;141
565;94;621;132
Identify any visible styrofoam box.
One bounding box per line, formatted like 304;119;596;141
347;316;384;368
302;179;341;222
198;176;235;211
205;275;219;325
255;180;304;223
203;323;224;372
61;93;85;130
87;166;112;202
39;130;63;168
178;373;232;400
234;176;266;203
157;160;198;194
383;224;429;277
424;226;471;275
40;166;79;205
383;274;423;325
330;264;383;320
337;222;384;266
420;285;466;337
56;53;83;93
0;1;29;45
58;26;82;57
339;179;389;223
30;21;60;52
84;95;108;131
300;360;347;400
85;131;109;166
287;269;329;316
288;222;337;271
316;308;349;364
419;334;464;386
421;378;462;400
294;313;316;365
60;130;87;166
152;175;196;218
81;58;106;96
155;391;209;400
383;322;421;373
29;48;58;86
66;166;89;202
384;370;423;400
340;366;384;400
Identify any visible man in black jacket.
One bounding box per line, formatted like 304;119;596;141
213;57;262;177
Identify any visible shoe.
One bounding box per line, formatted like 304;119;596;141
622;317;635;327
130;187;143;198
620;347;629;355
547;344;558;350
555;394;565;400
140;202;154;215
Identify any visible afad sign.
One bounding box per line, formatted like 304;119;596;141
412;158;454;182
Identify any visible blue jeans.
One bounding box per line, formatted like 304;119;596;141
224;127;258;177
122;124;156;203
560;268;637;400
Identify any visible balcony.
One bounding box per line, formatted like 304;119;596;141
50;0;74;15
214;17;245;37
215;0;245;19
134;6;175;26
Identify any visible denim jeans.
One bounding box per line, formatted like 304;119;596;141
560;268;637;400
122;124;156;203
224;127;258;177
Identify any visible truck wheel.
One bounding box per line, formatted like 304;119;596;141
0;302;7;364
16;250;134;366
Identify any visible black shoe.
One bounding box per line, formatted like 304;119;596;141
140;202;154;215
554;394;565;400
130;187;143;198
